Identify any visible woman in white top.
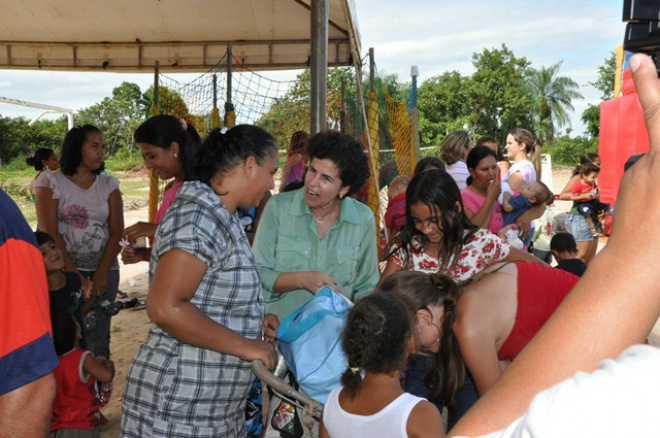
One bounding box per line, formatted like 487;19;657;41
35;125;124;358
502;128;540;192
441;130;472;191
501;129;545;238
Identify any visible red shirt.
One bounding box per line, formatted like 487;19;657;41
51;349;100;431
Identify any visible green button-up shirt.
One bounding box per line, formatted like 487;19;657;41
253;188;379;320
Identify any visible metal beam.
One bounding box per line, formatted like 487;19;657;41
310;0;328;134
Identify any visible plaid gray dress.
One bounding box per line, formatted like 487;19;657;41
121;181;264;438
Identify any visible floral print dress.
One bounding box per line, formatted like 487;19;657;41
389;228;511;281
35;170;119;271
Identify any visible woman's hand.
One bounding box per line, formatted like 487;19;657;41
240;338;278;370
121;247;150;265
263;314;280;341
300;271;340;294
123;221;157;243
486;178;501;200
514;217;531;240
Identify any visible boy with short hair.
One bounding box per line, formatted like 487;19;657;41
551;232;588;277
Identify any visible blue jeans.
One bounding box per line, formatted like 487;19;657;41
81;269;119;358
404;354;479;430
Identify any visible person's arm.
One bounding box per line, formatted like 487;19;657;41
0;373;56;438
450;53;660;437
147;249;277;369
35;185;83;278
464;182;501;229
559;175;580;200
83;354;115;383
515;204;546;239
453;292;507;396
407;401;446;438
92;189;124;296
123;221;158;242
319;416;329;438
350;213;380;300
506;172;525;193
501;193;513;212
503;247;546;265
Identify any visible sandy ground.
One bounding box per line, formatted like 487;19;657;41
99;168;660;437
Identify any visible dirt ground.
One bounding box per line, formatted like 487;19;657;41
99;167;660;437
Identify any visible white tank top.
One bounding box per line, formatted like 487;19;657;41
322;387;425;438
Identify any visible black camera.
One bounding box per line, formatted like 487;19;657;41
623;0;660;71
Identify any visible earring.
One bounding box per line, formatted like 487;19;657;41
173;153;178;158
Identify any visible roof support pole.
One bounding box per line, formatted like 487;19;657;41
310;0;328;134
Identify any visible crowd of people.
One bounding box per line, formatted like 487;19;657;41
2;52;660;438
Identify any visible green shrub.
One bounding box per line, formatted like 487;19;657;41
549;135;598;166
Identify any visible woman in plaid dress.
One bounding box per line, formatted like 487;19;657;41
121;125;279;438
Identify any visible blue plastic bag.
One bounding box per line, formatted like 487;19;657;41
277;287;351;404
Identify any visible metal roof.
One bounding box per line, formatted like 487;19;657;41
0;0;361;72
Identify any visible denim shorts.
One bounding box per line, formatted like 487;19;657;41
564;213;597;242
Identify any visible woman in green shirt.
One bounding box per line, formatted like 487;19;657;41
253;131;379;321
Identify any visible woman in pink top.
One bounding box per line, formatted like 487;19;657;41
462;146;504;234
121;115;201;264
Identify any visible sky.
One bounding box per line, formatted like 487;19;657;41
0;0;626;137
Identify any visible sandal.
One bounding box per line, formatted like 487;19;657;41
96;294;120;316
83;309;97;331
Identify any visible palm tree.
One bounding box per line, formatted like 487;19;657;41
527;62;583;148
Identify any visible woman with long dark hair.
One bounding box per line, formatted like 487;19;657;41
122;125;279;438
34;125;124;358
121;115;201;264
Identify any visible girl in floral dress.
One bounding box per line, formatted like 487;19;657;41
381;169;541;429
35;125;124;358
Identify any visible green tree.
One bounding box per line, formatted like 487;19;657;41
417;71;474;145
581;52;616;139
0;116;67;165
76;82;148;154
528;62;583;147
469;45;535;142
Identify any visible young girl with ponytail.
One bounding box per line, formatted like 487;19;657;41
320;292;443;438
26;148;59;200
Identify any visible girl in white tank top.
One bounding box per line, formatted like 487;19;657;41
319;293;444;438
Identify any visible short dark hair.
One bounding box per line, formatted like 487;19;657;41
34;231;55;247
192;125;278;185
26;148;55;171
134;115;202;182
60;125;103;176
307;131;369;196
551;232;578;253
414;156;445;175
